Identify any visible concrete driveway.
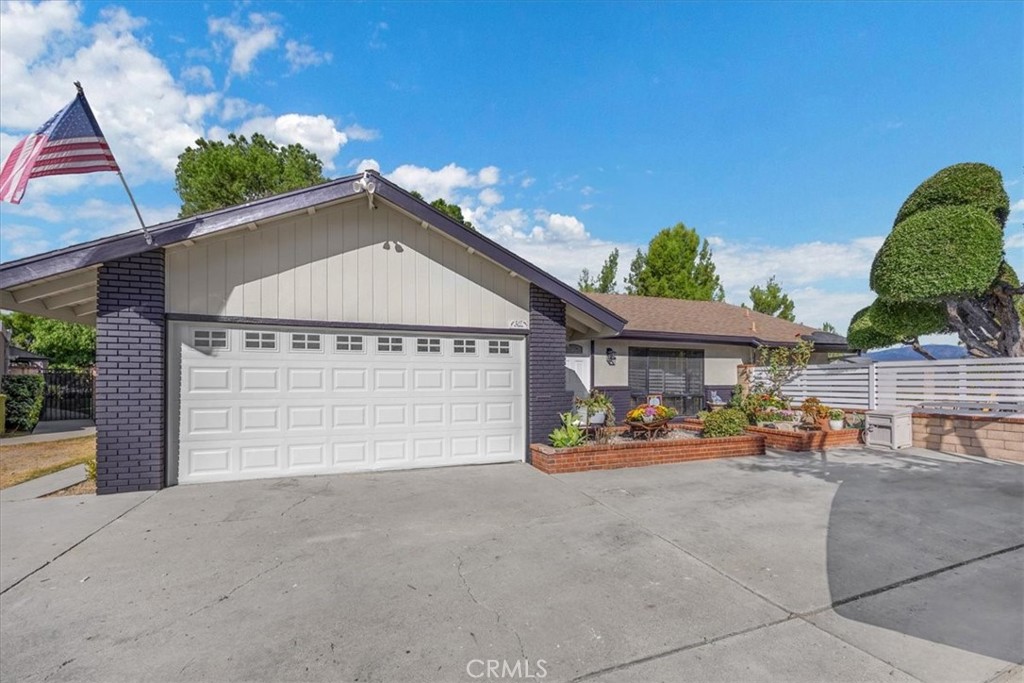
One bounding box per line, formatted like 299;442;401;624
1;446;1021;682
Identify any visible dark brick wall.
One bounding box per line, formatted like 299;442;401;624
95;251;166;494
528;285;572;449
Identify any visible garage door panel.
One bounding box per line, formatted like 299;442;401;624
332;405;367;428
240;446;280;471
287;443;326;468
332;368;367;390
287;368;324;391
174;324;524;484
286;405;325;430
240;367;279;392
240;406;279;432
373;368;406;390
189;367;231;392
413;369;444;390
333;442;368;465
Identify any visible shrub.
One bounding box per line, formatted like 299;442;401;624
893;162;1010;228
847;304;901;351
0;394;5;436
85;459;97;481
801;397;830;421
1;375;45;433
549;412;587;448
870;205;1003;302
701;408;748;438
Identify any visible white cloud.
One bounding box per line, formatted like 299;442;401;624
284;39;331;72
1008;198;1024;225
342;124;380;142
237;114;349;170
387;163;500;202
221;97;266;122
354;158;380;172
478;188;503;206
181;65;214;89
369;21;388;50
0;4;216;181
521;176;536;188
0;224;51;260
208;12;282;79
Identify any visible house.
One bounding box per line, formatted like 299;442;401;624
0;171;844;494
568;293;848;418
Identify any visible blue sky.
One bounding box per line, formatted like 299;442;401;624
1;1;1021;336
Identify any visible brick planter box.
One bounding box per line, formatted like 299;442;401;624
744;425;862;452
530;432;765;474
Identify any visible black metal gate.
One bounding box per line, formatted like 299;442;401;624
41;370;95;421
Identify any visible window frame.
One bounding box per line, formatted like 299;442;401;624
453;339;477;355
243;331;278;352
377;336;404;353
627;347;705;416
290;332;323;352
488;340;511;355
334;334;365;353
193;329;229;350
416;337;442;354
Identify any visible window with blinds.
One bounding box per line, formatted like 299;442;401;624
628;348;705;415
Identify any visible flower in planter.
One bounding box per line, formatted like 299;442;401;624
626;403;678;423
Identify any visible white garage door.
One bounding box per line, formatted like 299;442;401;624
169;323;525;484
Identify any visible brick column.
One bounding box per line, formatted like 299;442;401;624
528;285;572;452
95;251;166;494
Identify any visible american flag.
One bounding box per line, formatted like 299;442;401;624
0;88;120;204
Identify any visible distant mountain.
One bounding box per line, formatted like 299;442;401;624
867;344;968;361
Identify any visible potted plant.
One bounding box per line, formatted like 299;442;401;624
575;389;615;426
828;408;845;431
801;397;831;430
626;403;678;425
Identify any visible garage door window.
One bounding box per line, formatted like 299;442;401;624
291;333;322;351
244;332;277;351
453;339;476;354
193;329;228;350
378;336;403;353
416;338;441;354
335;335;364;352
488;340;510;355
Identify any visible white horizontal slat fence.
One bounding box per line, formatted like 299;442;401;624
752;358;1024;411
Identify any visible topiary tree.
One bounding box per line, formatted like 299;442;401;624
850;163;1023;358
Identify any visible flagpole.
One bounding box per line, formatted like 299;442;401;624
74;81;154;246
116;170;153;245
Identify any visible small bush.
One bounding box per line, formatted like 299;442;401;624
85;459;97;481
0;394;6;436
701;408;748;438
549;412;587;448
1;375;45;433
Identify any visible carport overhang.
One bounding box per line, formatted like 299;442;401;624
0;267;99;325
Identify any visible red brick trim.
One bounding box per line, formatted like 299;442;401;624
744;425;861;451
529;434;764;474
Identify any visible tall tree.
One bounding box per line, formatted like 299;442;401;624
624;223;724;300
410;191;475;230
578;249;619;293
747;276;796;321
174;133;327;218
848;163;1022;358
0;312;95;368
821;322;837;334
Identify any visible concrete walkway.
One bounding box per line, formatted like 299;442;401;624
0;464;89;503
1;419;96;445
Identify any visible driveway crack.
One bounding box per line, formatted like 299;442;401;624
452;551;527;660
188;557;287;618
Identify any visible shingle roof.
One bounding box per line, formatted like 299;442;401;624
585;293;846;347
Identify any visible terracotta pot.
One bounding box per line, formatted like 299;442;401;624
816;417;831;431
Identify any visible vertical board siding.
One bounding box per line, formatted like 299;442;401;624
754;358;1024;410
165;200;529;328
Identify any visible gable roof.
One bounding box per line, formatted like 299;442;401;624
0;171;625;333
585;293;848;349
